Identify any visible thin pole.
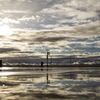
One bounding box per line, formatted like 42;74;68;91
47;51;50;71
46;73;48;84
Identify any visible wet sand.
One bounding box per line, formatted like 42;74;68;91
0;66;100;100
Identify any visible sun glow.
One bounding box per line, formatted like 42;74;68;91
0;25;13;36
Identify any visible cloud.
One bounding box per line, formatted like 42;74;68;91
0;24;99;57
0;0;99;31
0;47;19;53
0;18;20;24
0;0;99;60
0;35;5;38
19;16;36;21
38;0;100;30
6;23;99;57
34;36;66;42
75;22;100;35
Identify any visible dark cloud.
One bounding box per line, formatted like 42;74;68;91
76;7;87;12
11;30;75;43
12;38;30;42
0;35;5;38
75;24;100;35
86;16;100;23
0;48;20;53
34;37;66;42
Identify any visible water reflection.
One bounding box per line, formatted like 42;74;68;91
0;67;100;76
0;66;100;99
0;71;15;76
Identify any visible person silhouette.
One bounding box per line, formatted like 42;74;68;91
41;61;43;70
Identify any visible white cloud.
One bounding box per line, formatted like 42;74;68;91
1;18;20;24
2;10;31;14
19;16;36;21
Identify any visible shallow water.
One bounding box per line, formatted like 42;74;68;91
0;66;100;100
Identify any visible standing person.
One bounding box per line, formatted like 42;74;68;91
0;60;2;67
41;61;43;70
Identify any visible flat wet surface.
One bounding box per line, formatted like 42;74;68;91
0;66;100;100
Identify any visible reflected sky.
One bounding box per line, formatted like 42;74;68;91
0;66;100;77
0;66;100;100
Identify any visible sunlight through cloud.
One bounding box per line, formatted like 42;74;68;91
0;25;13;36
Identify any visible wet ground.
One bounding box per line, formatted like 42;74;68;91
0;66;100;100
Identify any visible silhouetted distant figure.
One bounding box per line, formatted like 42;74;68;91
41;61;43;70
0;60;2;67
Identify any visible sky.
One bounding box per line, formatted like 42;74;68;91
0;0;100;62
